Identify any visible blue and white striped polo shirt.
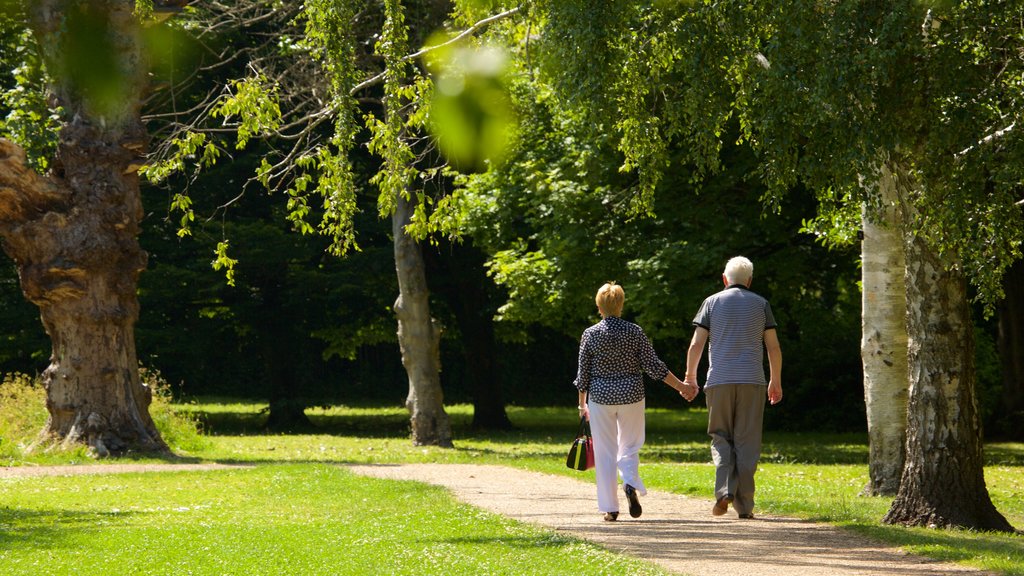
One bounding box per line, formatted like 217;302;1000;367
692;284;777;388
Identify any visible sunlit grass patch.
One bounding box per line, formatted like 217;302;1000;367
0;464;671;576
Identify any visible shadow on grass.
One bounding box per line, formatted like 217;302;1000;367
846;522;1024;565
0;508;145;550
178;401;1024;468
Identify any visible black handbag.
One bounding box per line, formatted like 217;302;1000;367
566;416;595;471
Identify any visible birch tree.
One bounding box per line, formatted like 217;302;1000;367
532;0;1020;531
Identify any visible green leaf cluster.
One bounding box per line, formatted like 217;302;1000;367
0;20;58;170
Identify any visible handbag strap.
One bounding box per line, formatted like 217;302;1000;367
577;391;591;436
577;415;591;437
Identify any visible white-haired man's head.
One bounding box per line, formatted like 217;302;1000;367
723;256;754;286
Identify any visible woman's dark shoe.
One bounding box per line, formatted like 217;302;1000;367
603;511;619;522
738;513;755;519
624;484;642;518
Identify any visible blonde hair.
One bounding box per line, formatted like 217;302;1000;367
595;282;625;317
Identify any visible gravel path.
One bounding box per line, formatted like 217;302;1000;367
347;463;991;576
0;463;240;477
1;462;993;575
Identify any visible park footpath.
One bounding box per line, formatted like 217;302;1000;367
349;463;990;576
1;462;993;575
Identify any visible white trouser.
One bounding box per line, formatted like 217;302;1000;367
588;399;646;513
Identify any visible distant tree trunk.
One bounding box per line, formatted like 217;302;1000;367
997;258;1024;441
253;264;313;432
393;192;453;447
459;295;512;430
860;162;909;496
883;185;1013;532
0;1;165;456
425;241;513;430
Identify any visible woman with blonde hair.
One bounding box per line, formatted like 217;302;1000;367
573;282;696;521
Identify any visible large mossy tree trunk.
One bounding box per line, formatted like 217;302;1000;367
393;192;452;447
883;192;1013;532
860;162;910;496
0;1;165;455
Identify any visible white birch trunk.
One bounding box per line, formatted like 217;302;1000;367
860;162;909;496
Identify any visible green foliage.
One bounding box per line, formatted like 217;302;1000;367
211;75;283;150
297;0;362;254
141;131;219;188
0;24;59;170
367;0;418;216
211;240;238;287
424;38;515;173
530;0;1024;311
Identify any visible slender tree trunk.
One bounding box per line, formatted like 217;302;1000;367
0;1;165;456
883;178;1013;532
860;162;909;496
393;192;453;447
997;258;1024;440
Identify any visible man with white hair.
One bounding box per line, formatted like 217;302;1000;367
683;256;783;519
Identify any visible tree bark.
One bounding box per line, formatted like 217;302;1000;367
393;192;453;447
883;179;1013;532
860;162;909;496
996;258;1024;440
0;1;165;455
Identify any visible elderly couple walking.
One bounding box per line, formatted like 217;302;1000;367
573;256;783;522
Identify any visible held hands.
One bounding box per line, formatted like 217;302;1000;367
678;383;699;402
678;374;700;402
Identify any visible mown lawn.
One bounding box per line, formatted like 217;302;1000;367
2;399;1022;575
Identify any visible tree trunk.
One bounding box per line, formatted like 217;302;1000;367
860;162;909;496
0;1;165;456
424;241;513;430
883;182;1013;532
254;264;313;432
996;258;1024;441
393;193;453;447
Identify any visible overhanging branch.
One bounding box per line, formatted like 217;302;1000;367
956;122;1016;159
350;6;521;95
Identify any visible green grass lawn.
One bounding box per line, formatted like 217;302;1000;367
0;464;670;575
2;399;1022;575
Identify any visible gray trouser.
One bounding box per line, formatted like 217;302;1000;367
705;384;766;515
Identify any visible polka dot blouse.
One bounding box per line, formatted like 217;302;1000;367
573;316;670;405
